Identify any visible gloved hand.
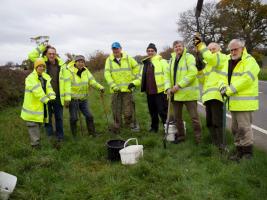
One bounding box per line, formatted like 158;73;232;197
48;99;56;104
100;87;105;93
193;35;202;46
112;86;120;93
220;86;227;97
128;83;135;90
196;52;205;71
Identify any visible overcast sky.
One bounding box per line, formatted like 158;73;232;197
0;0;219;65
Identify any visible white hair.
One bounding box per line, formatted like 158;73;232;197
228;39;245;49
208;42;221;51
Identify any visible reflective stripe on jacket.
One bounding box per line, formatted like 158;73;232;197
164;48;200;101
104;51;140;93
140;55;168;94
28;44;71;105
21;70;56;123
197;43;228;103
68;61;104;100
220;48;260;111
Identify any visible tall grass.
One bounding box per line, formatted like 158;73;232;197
1;71;267;199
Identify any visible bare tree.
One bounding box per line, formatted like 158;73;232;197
177;2;218;45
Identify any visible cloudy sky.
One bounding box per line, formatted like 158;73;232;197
0;0;218;65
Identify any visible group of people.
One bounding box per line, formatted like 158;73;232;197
20;36;260;161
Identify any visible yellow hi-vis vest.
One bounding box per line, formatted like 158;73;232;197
28;44;71;105
219;48;260;111
21;70;56;123
67;61;104;100
104;51;140;93
164;48;200;101
140;55;168;93
197;43;228;103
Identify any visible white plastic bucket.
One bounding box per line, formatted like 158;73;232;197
0;172;17;200
164;123;177;141
119;138;143;165
164;121;186;142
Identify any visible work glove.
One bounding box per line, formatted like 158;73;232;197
196;52;205;71
100;87;105;93
220;86;227;97
112;86;120;93
128;83;135;90
193;35;202;46
48;99;56;105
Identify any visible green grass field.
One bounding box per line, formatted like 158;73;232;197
1;71;267;200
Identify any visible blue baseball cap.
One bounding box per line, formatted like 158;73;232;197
111;42;121;49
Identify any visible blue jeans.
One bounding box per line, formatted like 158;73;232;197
45;98;64;140
69;99;93;122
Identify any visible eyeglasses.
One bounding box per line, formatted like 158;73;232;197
230;47;242;52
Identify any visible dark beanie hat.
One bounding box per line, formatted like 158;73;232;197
147;43;157;52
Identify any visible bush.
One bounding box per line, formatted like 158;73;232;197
86;50;108;72
159;46;172;60
0;68;30;110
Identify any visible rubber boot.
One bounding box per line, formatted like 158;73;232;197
208;127;217;145
86;119;96;137
70;121;77;139
242;145;253;160
229;146;243;162
215;127;226;152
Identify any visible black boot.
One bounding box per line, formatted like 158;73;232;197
70;121;77;139
208;127;217;145
86;118;96;137
215;127;226;151
229;146;243;161
242;145;253;160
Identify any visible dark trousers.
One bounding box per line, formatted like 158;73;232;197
205;99;224;147
45;98;64;140
147;92;167;130
69;100;94;122
205;100;223;128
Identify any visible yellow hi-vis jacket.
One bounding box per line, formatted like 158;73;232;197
67;61;104;100
28;44;71;105
164;48;200;101
21;70;56;123
104;51;140;93
219;48;260;111
197;43;228;103
140;55;168;94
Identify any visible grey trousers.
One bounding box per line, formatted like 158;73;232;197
26;122;41;146
231;111;254;146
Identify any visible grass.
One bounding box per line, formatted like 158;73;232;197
259;67;267;81
1;71;267;200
